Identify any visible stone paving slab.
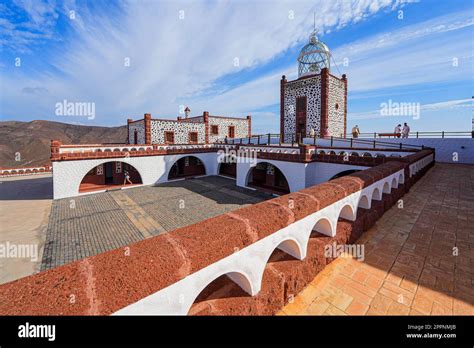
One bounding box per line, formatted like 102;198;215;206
278;163;474;316
0;174;53;284
41;176;271;270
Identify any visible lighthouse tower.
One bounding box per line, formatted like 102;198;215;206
280;30;347;142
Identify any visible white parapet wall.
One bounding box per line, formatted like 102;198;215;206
113;168;405;315
236;158;308;193
358;138;474;164
52;152;219;200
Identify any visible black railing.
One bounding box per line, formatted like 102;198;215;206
350;131;473;139
227;133;425;150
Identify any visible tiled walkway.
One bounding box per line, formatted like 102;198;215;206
278;163;474;315
41;176;271;270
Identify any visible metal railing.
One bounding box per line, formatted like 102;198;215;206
226;133;425;151
351;131;473;139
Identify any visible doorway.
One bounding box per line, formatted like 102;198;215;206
295;96;307;142
105;162;114;184
228;126;235;138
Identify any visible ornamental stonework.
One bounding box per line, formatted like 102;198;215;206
128;120;145;144
327;75;346;138
208;117;249;142
151;120;205;144
283;75;322;143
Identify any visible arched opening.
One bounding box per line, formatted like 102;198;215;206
218;155;237;178
168;156;206;180
372;187;382;201
362;152;372;158
350;152;359;157
246;162;290;194
358;195;370;209
391;178;397;189
339;204;356;221
382;182;391;194
311;217;333;236
399;173;404;184
79;161;143;193
188;272;253;316
329;169;360;181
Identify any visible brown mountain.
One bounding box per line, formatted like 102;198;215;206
0;120;127;168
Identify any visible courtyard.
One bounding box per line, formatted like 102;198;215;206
41;175;271;270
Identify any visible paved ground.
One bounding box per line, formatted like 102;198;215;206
278;163;474;315
41;176;271;270
0;174;53;284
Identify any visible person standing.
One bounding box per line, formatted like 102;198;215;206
402;122;410;138
351;125;360;138
123;170;132;185
310;127;315;138
394;124;402;138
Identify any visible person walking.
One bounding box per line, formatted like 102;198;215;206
402;122;410;138
351;125;360;138
394;124;402;138
123;170;132;185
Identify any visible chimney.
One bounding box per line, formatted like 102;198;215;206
184;106;191;119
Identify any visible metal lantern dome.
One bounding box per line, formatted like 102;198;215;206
297;30;331;77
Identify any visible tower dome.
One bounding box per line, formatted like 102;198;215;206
297;30;331;78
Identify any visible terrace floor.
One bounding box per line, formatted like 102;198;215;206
41;176;271;271
278;163;474;315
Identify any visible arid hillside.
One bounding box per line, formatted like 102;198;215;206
0;120;127;168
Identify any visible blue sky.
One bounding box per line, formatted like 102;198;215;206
0;0;472;134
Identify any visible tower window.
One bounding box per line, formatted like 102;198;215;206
335;103;339;110
189;132;198;144
165;131;175;144
211;125;219;135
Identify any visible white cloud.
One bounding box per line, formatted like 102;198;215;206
1;0;405;123
348;98;471;120
187;9;473;118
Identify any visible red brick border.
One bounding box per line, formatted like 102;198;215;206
144;114;152;145
280;75;287;142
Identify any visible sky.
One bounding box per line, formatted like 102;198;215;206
0;0;472;134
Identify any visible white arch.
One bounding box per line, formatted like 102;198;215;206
371;187;382;201
382;181;391;194
216;154;237;176
399;172;405;184
391;177;398;189
312;217;335;237
338;204;356;221
275;238;304;260
77;160;144;194
166;155;208;180
244;162;290;190
187;269;255;312
358;195;371;209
